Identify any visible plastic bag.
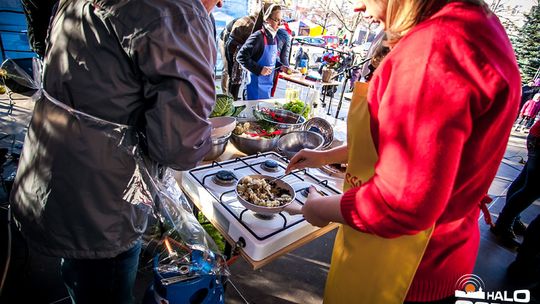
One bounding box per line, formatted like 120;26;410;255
1;58;229;290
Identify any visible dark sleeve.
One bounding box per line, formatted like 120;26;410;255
130;13;215;170
21;0;57;57
279;32;292;66
237;31;264;75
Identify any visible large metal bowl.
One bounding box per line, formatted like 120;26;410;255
230;133;280;155
203;133;230;161
235;174;295;215
260;109;306;134
277;131;324;159
304;117;334;148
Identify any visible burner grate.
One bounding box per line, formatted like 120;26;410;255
189;152;341;241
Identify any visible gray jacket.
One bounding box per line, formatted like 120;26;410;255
10;0;216;259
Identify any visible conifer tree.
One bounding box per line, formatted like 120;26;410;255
513;2;540;83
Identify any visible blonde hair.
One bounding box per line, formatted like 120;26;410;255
385;0;487;47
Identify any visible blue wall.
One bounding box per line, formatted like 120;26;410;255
0;0;34;62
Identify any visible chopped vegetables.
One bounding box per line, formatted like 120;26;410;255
237;176;292;208
233;122;282;138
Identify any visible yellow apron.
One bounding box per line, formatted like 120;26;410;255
324;82;433;304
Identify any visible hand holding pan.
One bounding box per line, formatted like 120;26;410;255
284;204;303;215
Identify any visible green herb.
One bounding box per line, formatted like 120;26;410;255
283;99;310;118
210;94;234;117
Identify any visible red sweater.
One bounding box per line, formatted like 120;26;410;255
340;3;520;301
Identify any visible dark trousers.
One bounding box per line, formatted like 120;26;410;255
516;214;540;264
516;116;536;129
497;148;540;229
527;116;538;128
229;84;241;101
61;241;141;304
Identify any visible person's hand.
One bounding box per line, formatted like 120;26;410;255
302;187;330;227
261;66;273;76
280;66;289;73
286;149;327;174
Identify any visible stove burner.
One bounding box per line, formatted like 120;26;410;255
261;160;279;172
301;187;310;198
253;213;275;220
213;170;236;186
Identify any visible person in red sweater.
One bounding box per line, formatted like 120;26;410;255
286;0;520;302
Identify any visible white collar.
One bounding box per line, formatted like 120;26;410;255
264;23;277;39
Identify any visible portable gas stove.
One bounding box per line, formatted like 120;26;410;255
181;152;342;269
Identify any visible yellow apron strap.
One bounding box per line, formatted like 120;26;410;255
324;82;433;304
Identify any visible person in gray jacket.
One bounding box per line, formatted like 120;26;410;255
10;0;222;303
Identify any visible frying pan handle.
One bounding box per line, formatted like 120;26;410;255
284;204;303;215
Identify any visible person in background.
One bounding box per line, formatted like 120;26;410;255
219;18;239;95
10;0;222;303
515;93;540;132
21;0;58;58
270;26;292;97
237;4;286;100
359;28;385;82
491;119;540;249
225;12;259;100
286;0;520;303
294;47;310;70
521;82;539;105
361;37;390;83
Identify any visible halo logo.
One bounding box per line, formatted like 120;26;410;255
455;274;486;299
454;274;530;304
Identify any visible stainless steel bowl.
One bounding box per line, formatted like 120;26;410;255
304;117;334;148
277;131;324;159
261;109;306;134
235;174;295;215
230;133;280;155
203;133;230;161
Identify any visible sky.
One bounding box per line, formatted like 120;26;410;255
483;0;537;27
485;0;536;12
514;0;536;11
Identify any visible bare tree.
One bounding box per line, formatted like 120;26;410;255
330;0;364;39
486;0;521;39
306;0;368;42
308;0;332;30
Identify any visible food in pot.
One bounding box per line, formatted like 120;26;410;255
237;176;292;207
233;122;281;138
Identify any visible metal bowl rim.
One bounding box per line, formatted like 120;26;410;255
234;174;296;214
277;130;325;148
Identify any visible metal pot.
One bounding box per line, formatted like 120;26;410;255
230;133;280;155
304;117;334;148
235;174;296;216
260;109;306;134
203;133;230;161
276;131;324;159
